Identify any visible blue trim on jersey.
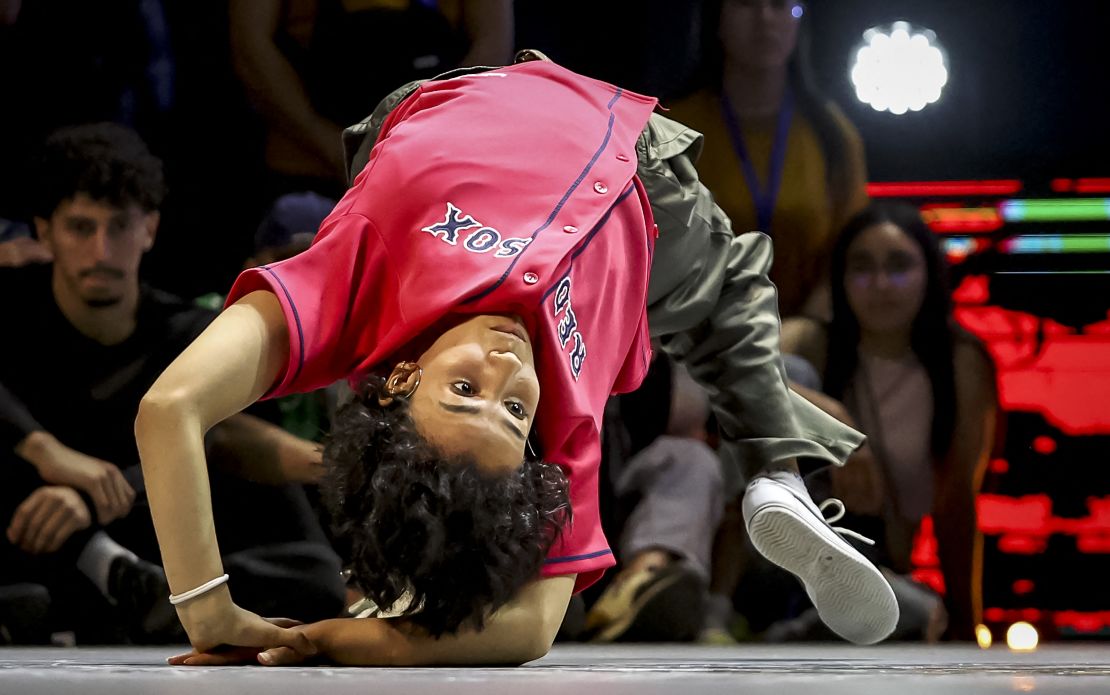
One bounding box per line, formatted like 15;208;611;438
544;548;613;565
571;184;636;261
540;183;638;303
462;89;626;305
260;265;305;388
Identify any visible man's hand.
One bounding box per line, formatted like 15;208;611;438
6;486;91;554
16;431;135;524
0;237;53;267
830;445;885;516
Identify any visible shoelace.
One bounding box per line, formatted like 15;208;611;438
818;498;877;546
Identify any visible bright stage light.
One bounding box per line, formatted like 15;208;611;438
975;624;993;649
851;21;948;115
1006;621;1039;652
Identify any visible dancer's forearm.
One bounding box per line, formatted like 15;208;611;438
303;575;574;666
136;291;289;601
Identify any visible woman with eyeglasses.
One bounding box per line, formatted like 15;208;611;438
666;0;869;320
779;201;999;641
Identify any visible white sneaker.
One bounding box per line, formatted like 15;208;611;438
742;472;899;645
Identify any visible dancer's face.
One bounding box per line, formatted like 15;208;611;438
393;314;540;475
843;222;928;336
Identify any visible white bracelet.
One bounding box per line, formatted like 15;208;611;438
168;574;230;605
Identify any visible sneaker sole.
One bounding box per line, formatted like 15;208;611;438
747;503;898;645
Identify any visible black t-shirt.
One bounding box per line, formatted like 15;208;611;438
0;264;215;469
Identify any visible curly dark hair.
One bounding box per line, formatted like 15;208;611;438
320;376;571;637
32;122;166;219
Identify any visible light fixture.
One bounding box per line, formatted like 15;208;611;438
1006;621;1039;652
851;21;948;115
975;624;993;649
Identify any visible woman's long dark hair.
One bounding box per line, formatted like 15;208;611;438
825;201;957;457
692;0;854;217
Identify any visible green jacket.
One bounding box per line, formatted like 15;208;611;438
342;65;864;490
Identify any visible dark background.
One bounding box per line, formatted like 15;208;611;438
3;1;1108;295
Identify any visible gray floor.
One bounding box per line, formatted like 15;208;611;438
2;643;1110;694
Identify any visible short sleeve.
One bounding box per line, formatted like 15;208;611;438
538;419;616;593
225;213;398;398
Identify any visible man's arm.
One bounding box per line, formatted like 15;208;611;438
1;378;44;455
206;412;323;485
3;380;134;524
228;0;345;177
135;289;313;658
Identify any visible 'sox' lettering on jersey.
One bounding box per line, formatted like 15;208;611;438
495;237;533;258
551;276;586;380
421;203;533;258
464;227;500;253
570;334;586;378
557;307;578;348
421;202;479;244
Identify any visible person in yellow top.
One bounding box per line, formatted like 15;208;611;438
666;0;869;319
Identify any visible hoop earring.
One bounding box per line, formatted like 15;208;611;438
380;361;422;406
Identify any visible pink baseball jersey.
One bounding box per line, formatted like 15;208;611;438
227;61;658;591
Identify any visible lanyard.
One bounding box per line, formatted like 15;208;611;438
719;87;794;236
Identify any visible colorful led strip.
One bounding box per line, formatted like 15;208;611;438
1051;178;1110;194
1001;234;1110;254
922;206;1003;233
869;180;1024;197
1000;199;1110;222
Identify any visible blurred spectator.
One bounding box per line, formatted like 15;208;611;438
581;357;724;642
229;0;514;199
196;191;342;442
774;201;999;640
0;0;175;221
666;0;869;319
0;124;344;643
514;1;700;100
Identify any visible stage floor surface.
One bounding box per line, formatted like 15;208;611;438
3;643;1110;694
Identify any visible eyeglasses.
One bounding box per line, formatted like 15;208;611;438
845;261;922;289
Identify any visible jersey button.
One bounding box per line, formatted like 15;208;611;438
593;181;608;194
563;225;579;234
616;153;630;162
523;272;539;285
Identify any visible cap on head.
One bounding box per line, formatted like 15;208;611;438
254;191;336;255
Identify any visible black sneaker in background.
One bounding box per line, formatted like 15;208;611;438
107;555;186;644
584;563;706;643
0;583;52;644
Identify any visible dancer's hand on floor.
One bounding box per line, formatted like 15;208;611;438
168;616;316;666
169;603;317;661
